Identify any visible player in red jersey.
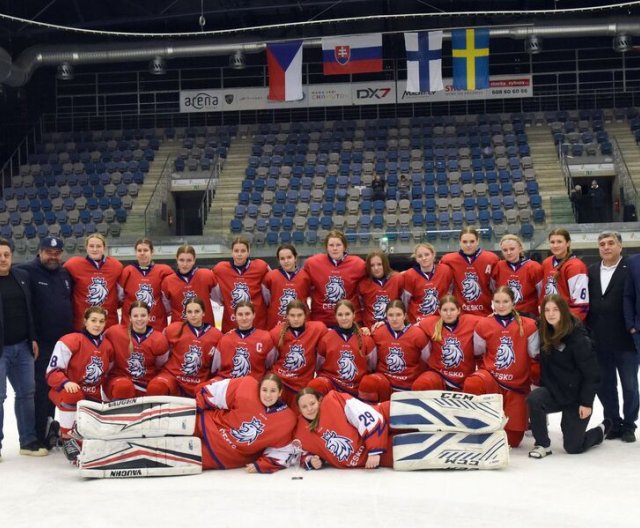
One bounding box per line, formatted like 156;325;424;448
118;238;173;331
464;286;540;447
540;228;589;320
211;301;277;381
269;300;328;410
303;230;366;326
359;300;429;402
492;234;543;318
413;295;482;391
358;250;404;328
47;306;114;459
262;244;311;329
402;243;454;322
64;233;123;329
212;236;270;333
295;388;392;469
103;301;169;399
147;297;222;397
195;373;297;472
310;300;376;396
161;245;217;327
440;227;499;316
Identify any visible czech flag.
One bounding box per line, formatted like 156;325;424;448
267;40;303;101
404;31;443;93
322;34;383;75
452;28;490;90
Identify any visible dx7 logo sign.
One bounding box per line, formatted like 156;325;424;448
356;88;392;99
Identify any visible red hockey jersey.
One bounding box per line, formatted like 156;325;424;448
64;256;124;329
440;250;499;315
294;391;389;469
159;321;223;396
160;268;217;326
540;255;589;320
371;323;429;390
118;263;173;331
316;327;376;395
473;315;540;391
418;314;482;389
46;331;114;400
492;259;543;316
212;259;270;333
105;324;169;391
196;376;297;472
211;328;277;381
303;254;366;326
269;321;328;392
401;264;454;322
262;267;311;329
358;273;405;328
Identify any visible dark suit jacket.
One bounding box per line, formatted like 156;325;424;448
0;267;37;357
624;254;640;334
588;256;634;351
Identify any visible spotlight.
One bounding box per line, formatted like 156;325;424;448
229;50;246;70
149;56;167;75
525;35;542;55
614;34;631;53
56;62;74;81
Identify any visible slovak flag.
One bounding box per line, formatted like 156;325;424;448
404;31;443;93
321;34;383;75
267;40;303;101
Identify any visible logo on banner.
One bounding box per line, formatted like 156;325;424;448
334;46;351;65
182;92;220;111
356;87;392;100
225;94;234;104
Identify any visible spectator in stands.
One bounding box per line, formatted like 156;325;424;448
396;174;411;201
18;236;73;450
569;184;584;223
372;174;386;202
587;180;607;223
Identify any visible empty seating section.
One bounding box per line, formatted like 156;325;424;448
4;128;162;252
550;109;613;158
232;114;545;245
173;125;234;172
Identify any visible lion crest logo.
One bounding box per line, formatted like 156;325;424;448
231;282;251;309
441;337;464;369
278;288;297;317
231;417;265;445
324;276;346;304
544;277;558;296
84;356;104;385
135;283;155;309
419;287;439;316
461;272;481;302
86;277;108;306
181;345;202;376
231;347;251;378
322;430;354;462
283;344;306;371
127;351;146;379
181;290;197;319
495;336;515;370
372;294;390;322
386;346;406;374
337;350;357;381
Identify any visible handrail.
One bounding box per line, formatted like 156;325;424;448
610;136;639;220
0;118;42;196
198;154;221;235
143;154;172;236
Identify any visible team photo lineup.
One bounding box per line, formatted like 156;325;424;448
1;223;636;476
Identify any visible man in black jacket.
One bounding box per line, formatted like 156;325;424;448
588;231;637;443
18;236;74;448
0;238;48;459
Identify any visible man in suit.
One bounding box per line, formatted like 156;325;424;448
589;231;637;443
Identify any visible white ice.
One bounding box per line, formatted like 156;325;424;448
1;389;639;528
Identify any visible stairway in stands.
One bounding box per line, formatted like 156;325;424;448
527;125;575;224
606;121;640;190
203;136;253;238
121;142;178;239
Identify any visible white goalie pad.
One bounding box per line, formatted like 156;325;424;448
79;437;202;478
393;430;509;470
390;391;506;433
76;396;196;440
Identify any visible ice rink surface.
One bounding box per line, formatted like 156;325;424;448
1;391;639;528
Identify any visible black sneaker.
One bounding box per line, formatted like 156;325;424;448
63;438;82;465
597;419;614;445
621;429;636;443
45;420;61;450
606;427;622;440
19;441;49;457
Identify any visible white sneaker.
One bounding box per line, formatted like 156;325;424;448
528;445;552;459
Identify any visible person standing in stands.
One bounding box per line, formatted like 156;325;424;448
18;236;73;449
0;238;48;459
587;180;606;223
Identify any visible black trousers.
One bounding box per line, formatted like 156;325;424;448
34;343;56;444
527;387;603;454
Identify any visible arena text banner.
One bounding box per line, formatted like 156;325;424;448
179;75;530;113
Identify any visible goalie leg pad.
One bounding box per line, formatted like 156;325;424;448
78;437;202;478
392;430;509;470
390;390;506;433
76;396;196;440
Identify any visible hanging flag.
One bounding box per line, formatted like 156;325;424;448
321;34;383;75
452;28;490;90
267;40;303;101
404;31;443;93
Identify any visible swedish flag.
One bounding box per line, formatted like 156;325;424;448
452;28;489;90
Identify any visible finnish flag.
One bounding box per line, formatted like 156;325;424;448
404;31;443;93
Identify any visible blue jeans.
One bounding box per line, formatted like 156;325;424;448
597;341;640;431
0;341;38;449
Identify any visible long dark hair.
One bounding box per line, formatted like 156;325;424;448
278;299;308;348
296;387;322;431
540;294;577;352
